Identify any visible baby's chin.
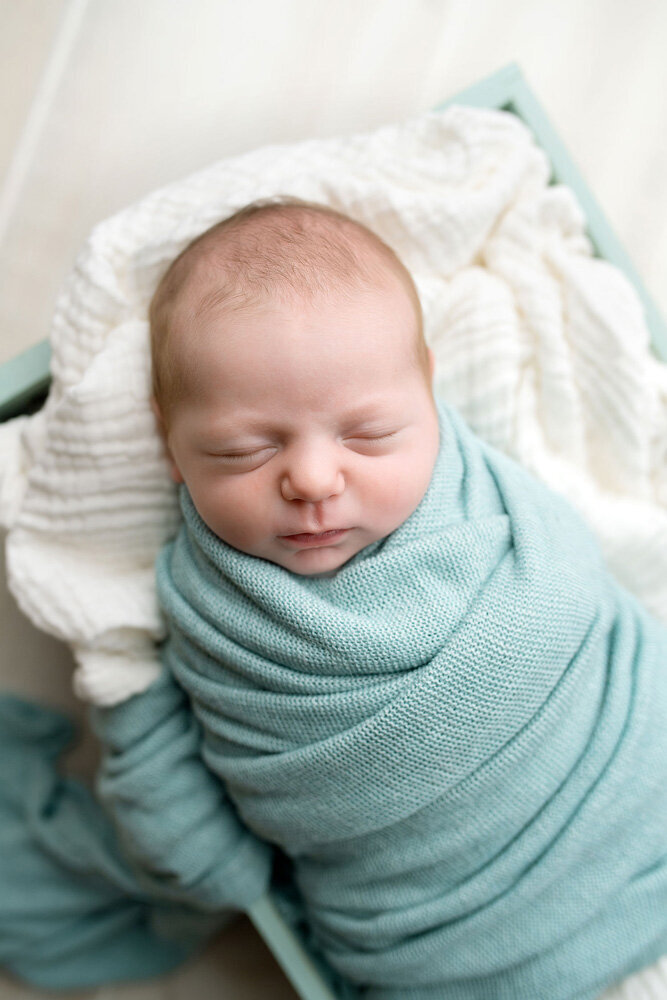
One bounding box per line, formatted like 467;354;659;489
268;538;362;576
273;552;354;576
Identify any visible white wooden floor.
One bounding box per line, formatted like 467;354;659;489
1;2;666;997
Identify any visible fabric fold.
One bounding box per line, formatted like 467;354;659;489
91;665;273;911
0;669;273;990
0;693;217;990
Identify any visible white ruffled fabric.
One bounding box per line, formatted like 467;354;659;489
1;104;666;700
1;102;666;998
599;956;667;1000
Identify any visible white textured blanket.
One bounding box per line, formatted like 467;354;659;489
1;104;666;709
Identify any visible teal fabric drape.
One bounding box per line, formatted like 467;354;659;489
156;397;667;1000
1;395;666;998
0;673;271;990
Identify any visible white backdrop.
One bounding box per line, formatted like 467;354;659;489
1;0;667;368
1;3;666;998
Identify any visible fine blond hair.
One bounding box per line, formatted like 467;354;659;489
149;197;428;422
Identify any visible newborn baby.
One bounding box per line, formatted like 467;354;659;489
130;198;667;1000
149;198;440;577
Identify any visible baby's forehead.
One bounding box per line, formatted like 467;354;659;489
154;204;426;407
172;208;410;315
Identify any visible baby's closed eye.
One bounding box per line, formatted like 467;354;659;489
343;429;401;452
207;447;277;469
344;430;398;442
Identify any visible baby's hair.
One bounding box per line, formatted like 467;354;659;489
149;196;428;422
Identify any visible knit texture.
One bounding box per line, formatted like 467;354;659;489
156;397;667;1000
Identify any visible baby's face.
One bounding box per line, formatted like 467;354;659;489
162;278;440;575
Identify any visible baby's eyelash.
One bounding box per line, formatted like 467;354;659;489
213;448;271;461
345;431;398;442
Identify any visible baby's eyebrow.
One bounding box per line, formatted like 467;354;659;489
210;402;396;438
340;402;393;422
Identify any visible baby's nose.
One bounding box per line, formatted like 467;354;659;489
280;450;344;503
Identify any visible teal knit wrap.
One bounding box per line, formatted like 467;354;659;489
157;398;667;1000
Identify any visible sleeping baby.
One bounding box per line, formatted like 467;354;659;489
97;198;667;1000
148;198;440;578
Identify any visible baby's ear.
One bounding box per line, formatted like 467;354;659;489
150;397;184;484
427;347;436;381
150;396;167;437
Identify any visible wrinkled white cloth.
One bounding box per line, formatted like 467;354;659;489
599;956;667;1000
1;104;666;710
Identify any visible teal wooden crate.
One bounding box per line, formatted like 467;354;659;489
2;65;666;1000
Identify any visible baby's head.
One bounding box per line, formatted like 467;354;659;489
150;198;440;575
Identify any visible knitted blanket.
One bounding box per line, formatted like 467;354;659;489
153;397;667;1000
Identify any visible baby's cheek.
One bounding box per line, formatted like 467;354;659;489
229;482;277;551
189;478;252;546
365;472;407;525
375;456;431;526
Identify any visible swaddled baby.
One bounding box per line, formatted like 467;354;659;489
149;198;439;577
144;199;667;1000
